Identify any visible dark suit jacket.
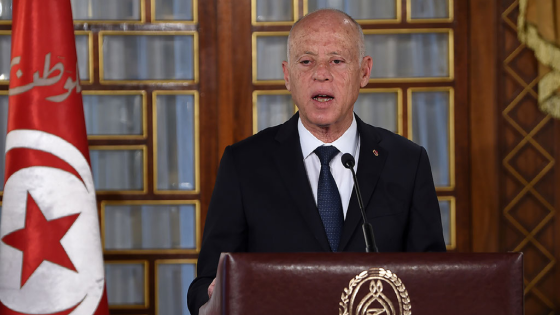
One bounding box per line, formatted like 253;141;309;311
187;113;446;314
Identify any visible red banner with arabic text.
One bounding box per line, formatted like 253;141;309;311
0;1;109;314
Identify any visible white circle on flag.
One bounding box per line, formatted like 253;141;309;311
0;130;105;315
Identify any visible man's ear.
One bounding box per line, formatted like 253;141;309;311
360;56;373;87
282;61;291;91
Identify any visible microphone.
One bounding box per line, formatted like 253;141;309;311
341;153;378;253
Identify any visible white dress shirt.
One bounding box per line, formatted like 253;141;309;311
298;116;360;219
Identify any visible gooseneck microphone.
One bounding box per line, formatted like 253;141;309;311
341;153;379;253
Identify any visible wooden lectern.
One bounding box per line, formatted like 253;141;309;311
200;252;523;315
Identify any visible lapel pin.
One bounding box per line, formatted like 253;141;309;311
373;149;379;156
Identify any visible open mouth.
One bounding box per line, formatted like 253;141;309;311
312;94;334;102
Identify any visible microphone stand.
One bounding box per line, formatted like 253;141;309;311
342;153;378;253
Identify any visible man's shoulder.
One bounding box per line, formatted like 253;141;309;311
358;121;429;177
223;123;291;167
358;120;422;154
230;124;283;151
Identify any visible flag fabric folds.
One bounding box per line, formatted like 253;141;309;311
0;1;109;314
518;0;560;118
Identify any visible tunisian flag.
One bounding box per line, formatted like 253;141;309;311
0;1;109;315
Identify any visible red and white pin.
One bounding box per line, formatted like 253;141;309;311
373;149;379;156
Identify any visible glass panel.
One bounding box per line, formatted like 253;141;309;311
104;203;196;250
439;200;451;246
0;0;12;20
154;0;193;21
256;94;293;132
90;149;144;190
156;94;196;191
366;32;449;79
84;94;143;136
71;0;141;21
0;35;91;81
353;92;397;133
256;0;293;22
410;0;450;19
308;0;396;20
0;35;10;80
75;35;90;81
0;95;8;192
105;263;145;306
157;263;196;315
0;0;142;21
103;35;195;81
411;90;450;187
256;35;287;81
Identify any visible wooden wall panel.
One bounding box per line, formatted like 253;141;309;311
198;0;220;238
471;0;559;311
469;0;500;252
452;0;472;253
498;0;559;313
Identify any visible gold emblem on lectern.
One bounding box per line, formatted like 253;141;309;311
339;268;411;315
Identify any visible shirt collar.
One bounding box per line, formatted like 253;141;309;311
298;114;358;159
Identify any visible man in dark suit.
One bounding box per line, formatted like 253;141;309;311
187;8;446;314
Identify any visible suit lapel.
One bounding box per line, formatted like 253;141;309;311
338;117;388;251
272;114;331;252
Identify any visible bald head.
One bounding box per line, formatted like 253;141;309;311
287;9;365;63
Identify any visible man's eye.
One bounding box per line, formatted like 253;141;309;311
300;60;311;65
333;60;343;64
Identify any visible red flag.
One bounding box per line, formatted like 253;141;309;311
0;1;109;315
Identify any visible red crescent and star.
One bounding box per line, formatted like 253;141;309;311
0;148;101;314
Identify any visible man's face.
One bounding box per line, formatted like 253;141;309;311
282;13;372;133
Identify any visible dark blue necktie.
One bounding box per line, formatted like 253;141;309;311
314;146;344;252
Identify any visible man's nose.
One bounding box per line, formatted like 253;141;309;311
313;62;333;81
